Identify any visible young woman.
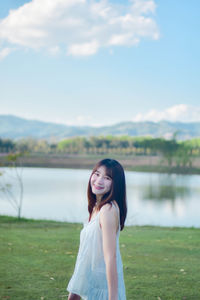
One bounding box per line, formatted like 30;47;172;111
67;158;127;300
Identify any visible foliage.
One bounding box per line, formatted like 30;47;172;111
0;138;15;152
15;138;51;153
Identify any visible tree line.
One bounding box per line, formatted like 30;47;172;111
1;136;200;167
1;136;200;154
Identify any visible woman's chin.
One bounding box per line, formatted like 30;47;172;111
92;188;104;195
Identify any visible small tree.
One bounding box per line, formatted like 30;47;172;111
0;152;24;219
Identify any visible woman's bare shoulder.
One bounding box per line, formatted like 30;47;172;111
100;203;118;221
100;202;115;212
99;203;118;231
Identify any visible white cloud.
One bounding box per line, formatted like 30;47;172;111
0;0;159;58
132;104;200;123
130;0;156;15
65;115;93;126
63;115;105;127
67;40;99;56
48;46;60;55
0;47;13;60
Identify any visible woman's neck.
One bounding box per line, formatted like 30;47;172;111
95;195;102;207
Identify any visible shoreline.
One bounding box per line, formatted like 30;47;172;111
1;153;200;174
0;215;199;229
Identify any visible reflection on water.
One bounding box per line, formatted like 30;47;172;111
0;168;200;227
140;175;192;216
125;172;200;227
142;174;191;202
144;184;189;201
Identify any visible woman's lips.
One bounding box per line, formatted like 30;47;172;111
94;184;104;190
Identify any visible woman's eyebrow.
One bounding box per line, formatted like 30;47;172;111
105;174;112;178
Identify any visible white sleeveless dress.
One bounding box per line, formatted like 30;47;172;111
67;201;126;300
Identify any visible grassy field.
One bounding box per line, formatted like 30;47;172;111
0;216;200;300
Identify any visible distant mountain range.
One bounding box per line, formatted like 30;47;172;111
0;115;200;141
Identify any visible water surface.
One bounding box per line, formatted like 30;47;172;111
0;167;199;227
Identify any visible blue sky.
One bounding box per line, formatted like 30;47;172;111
0;0;200;126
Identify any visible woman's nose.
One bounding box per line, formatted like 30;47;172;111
96;176;103;184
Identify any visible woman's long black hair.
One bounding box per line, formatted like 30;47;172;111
87;158;127;230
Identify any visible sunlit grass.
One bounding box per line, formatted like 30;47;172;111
0;216;200;300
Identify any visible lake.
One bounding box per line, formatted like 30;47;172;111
0;167;199;227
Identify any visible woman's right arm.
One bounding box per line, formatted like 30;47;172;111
100;204;119;300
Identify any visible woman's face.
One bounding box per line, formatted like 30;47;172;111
90;165;112;197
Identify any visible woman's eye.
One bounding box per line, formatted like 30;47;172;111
105;176;111;180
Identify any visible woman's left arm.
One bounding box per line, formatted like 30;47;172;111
100;205;118;300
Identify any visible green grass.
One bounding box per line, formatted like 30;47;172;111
0;216;200;300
